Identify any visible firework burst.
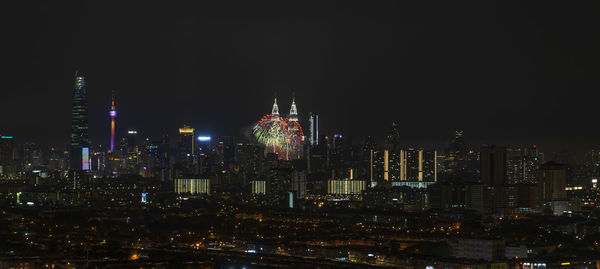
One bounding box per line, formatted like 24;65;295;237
253;98;304;159
253;114;287;153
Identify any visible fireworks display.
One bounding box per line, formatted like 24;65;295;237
253;99;304;159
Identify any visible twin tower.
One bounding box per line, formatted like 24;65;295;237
270;97;298;122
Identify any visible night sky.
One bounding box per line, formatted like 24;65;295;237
0;1;598;155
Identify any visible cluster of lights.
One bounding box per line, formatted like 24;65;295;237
253;114;304;156
197;136;211;142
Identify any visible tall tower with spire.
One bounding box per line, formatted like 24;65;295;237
70;70;90;170
271;98;279;116
109;91;117;152
288;97;298;122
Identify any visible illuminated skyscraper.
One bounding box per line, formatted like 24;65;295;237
126;130;139;174
178;125;195;172
308;113;319;146
505;147;523;184
109;91;117;152
288;98;298;122
70;71;90;170
271;98;279;116
287;98;303;159
523;145;542;183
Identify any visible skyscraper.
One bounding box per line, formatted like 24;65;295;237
288;98;298;122
538;161;567;202
178;125;195;172
70;71;90;170
109;91;117;152
308;113;319;146
505;147;523;184
386;122;401;152
287;98;303;160
271;98;279;116
0;136;15;176
444;130;466;176
523;145;542;183
480;145;506;186
126;130;139;174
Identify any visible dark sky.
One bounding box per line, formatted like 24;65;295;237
0;1;598;154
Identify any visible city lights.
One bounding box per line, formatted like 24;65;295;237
197;136;211;141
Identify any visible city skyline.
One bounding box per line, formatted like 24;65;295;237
0;2;599;154
1;2;600;268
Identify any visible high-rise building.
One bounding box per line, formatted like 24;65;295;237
523;145;542;183
0;136;14;165
178;125;195;174
178;125;195;158
22;142;41;170
328;179;366;195
271;98;279;115
291;170;307;198
329;134;345;168
383;149;390;181
126;130;139;174
70;71;90;170
175;178;210;195
505;147;523;184
217;136;235;170
361;136;379;183
538;161;567;202
480;145;506;186
109;91;117;152
386;122;401;152
288;98;298;122
236;143;263;177
0;136;15;176
308;113;319;146
444;130;466;175
286;98;303;160
252;180;267;194
399;148;437;182
422;149;438;182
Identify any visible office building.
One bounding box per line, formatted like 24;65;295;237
506;147;523;184
328;179;366;195
397;148;437;182
178;125;195;171
481;145;506;186
252;180;267;194
308;113;319;146
538;161;567;202
69;72;90;170
175;178;210;195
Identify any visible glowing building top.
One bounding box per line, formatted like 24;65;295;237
74;72;86;90
271;98;279;115
109;92;116;118
179;125;195;135
109;91;117;152
289;98;298;122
